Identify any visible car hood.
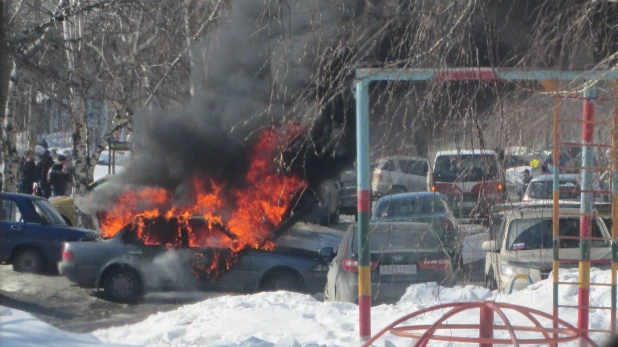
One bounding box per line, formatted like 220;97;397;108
49;196;73;206
502;248;612;269
55;225;98;239
371;213;449;223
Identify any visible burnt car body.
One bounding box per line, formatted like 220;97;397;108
58;217;339;303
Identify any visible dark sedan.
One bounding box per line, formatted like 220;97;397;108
371;192;462;270
0;192;98;273
324;222;455;304
59;216;339;303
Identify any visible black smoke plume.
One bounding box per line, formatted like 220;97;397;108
80;0;618;218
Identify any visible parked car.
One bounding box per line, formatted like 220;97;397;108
337;168;358;217
50;176;111;226
428;149;505;220
371;192;462;270
521;174;583;202
324;222;455;304
59;216;339;303
337;163;378;219
482;202;611;292
0;193;98;273
371;156;429;198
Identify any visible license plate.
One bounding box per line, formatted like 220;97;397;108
380;265;417;275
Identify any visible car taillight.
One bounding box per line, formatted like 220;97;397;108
62;249;74;261
418;258;451;270
342;258;378;273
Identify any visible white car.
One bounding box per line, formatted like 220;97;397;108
371;156;429;198
483;202;611;292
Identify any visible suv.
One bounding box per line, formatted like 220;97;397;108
428;149;505;219
371;156;429;198
482;202;611;292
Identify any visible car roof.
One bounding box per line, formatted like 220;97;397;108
376;155;427;161
530;174;579;182
376;192;443;202
435;149;497;156
0;192;47;201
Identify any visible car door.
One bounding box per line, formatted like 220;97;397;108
409;159;429;191
0;198;26;262
396;159;413;190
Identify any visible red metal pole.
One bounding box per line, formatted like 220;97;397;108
479;305;494;347
579;87;596;347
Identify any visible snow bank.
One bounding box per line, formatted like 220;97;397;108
91;268;615;347
0;306;133;347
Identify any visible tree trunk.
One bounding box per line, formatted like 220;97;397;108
71;93;94;229
0;0;9;182
2;62;20;192
62;0;93;228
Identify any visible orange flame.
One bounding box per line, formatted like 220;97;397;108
97;129;307;276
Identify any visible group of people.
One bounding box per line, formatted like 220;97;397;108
17;141;73;198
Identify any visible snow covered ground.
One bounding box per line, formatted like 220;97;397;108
2;268;614;347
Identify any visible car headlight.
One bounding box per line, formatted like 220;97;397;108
499;263;529;277
312;264;329;272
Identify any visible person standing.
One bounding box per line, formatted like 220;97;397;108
62;150;73;195
18;151;36;194
35;146;53;198
48;155;68;197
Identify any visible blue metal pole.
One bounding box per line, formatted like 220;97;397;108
355;79;372;340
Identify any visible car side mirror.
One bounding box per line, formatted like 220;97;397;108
482;240;498;253
319;247;335;260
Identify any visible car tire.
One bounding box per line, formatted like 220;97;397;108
451;250;464;274
103;267;142;304
12;248;46;274
486;270;498;291
261;271;302;292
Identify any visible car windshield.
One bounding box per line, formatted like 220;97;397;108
33;199;67;225
527;180;579;199
373;195;447;220
507;217;608;250
433;154;498;182
351;223;442;253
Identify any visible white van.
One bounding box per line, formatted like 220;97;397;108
428;149;505;218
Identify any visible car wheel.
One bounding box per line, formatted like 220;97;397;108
451;250;464;274
103;268;142;303
261;271;302;292
486;270;498;290
12;248;46;274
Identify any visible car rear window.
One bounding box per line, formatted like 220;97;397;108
374;195;447;220
433;154;498;182
527;180;579;199
351;223;441;253
507;217;608;250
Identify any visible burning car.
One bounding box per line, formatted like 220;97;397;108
59;216;339;303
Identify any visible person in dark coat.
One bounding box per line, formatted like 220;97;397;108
18;151;36;194
35;147;54;198
48;155;68;197
40;138;48;149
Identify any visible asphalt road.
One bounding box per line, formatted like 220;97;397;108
0;220;488;334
